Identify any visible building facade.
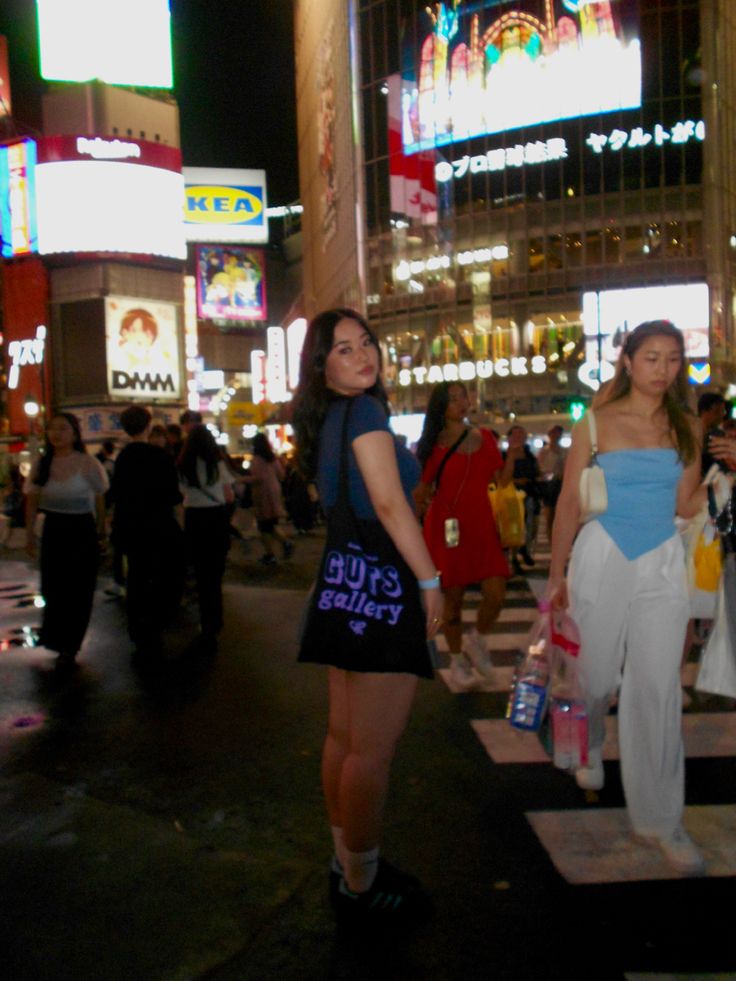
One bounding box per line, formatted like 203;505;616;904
296;0;736;428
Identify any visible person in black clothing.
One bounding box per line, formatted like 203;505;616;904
505;424;541;575
111;405;184;653
697;391;727;476
165;423;184;459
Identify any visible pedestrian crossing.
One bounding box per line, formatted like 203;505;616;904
437;537;736;883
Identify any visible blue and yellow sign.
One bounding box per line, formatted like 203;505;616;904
183;167;268;244
185;185;264;226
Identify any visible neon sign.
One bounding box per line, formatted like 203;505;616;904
8;325;46;390
436;138;568;182
402;0;641;155
398;356;547;386
250;350;267;404
76;137;141;160
394;245;508;281
183;168;268;243
586;119;705;154
266;327;289;403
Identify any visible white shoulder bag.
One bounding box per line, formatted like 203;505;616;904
578;410;608;523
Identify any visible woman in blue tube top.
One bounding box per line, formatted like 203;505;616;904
548;320;710;876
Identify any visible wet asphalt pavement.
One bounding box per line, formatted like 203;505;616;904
0;527;735;981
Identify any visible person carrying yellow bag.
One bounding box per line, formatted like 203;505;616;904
489;482;526;550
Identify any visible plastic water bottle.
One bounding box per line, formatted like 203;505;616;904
548;609;589;769
550;698;589;769
508;600;552;731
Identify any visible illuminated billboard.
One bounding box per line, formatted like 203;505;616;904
36;0;173;88
0;138;38;257
105;296;181;401
196;245;267;322
401;0;641;154
183;168;268;244
579;283;709;389
0;35;11;116
35;136;185;259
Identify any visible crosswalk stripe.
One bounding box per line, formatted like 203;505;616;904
439;666;514;692
526;805;736;883
435;634;525;654
471;713;736;764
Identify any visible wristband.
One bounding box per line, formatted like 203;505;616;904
418;573;441;590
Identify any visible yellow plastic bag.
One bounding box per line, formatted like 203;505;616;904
693;528;723;593
489;483;525;548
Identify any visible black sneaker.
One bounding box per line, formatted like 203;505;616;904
334;859;433;928
282;540;295;560
259;553;277;566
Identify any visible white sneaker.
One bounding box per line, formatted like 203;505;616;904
465;631;494;679
574;748;604;790
655;826;706;875
449;655;476;690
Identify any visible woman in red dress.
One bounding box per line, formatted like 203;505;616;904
416;382;521;688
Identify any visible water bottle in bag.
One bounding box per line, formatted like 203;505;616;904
548;609;589;769
508;601;552;731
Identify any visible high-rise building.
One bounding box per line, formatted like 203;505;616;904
295;0;736;425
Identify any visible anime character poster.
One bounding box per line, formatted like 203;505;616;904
105;296;181;400
402;0;641;154
196;245;267;322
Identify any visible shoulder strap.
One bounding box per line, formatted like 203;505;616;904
434;428;469;491
587;410;598;457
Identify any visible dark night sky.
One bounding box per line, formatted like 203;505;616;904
0;0;300;204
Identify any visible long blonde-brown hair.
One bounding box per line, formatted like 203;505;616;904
593;320;697;464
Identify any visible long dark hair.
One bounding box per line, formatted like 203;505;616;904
416;382;467;467
35;412;86;486
594;320;696;463
178;424;221;487
291;308;389;480
252;431;276;462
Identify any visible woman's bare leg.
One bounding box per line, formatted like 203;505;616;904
477;576;506;634
442;586;465;654
339;671;418;854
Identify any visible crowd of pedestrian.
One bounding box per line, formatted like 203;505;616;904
9;307;736;931
20;407;300;671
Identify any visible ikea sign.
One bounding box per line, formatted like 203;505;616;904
183;167;268;244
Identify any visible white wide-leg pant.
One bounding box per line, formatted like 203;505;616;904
568;522;690;836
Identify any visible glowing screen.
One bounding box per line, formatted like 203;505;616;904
36;0;173;88
196;245;267;323
582;283;710;362
402;0;641;154
35;137;185;259
0;139;38;258
105;296;181;401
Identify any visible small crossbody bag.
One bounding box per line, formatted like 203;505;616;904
578;410;608;523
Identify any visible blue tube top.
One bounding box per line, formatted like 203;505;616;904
594;449;682;560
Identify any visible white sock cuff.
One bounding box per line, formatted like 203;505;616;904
343;846;380;893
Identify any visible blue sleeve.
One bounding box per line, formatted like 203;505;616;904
348;395;390;442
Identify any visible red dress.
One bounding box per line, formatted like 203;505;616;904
422;429;509;587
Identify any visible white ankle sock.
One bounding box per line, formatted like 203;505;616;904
343;846;379;893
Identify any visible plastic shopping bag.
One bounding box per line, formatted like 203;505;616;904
696;553;736;699
684;506;723;619
693;528;723;592
490;483;525;548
